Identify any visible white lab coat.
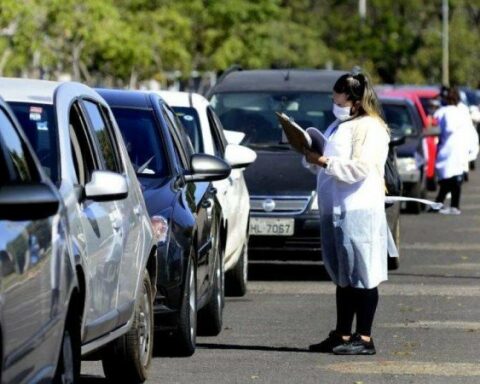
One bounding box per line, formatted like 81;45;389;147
458;103;479;163
304;115;391;289
434;105;470;180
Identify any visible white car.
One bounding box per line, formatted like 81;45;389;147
159;91;256;296
0;78;157;383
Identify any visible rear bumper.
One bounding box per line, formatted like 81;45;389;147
249;212;321;261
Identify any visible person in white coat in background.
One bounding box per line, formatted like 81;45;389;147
303;72;393;355
433;87;469;215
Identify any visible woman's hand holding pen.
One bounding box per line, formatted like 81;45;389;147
304;148;329;168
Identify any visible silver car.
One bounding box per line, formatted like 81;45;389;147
0;97;78;383
0;79;157;383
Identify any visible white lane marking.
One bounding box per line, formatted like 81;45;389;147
402;242;480;251
381;320;480;330
249;282;480;297
323;361;480;376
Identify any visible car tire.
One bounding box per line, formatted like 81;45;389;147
197;232;224;337
225;241;248;297
426;176;437;191
53;303;81;384
169;256;197;357
102;270;154;384
388;216;400;271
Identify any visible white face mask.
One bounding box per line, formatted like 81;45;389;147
332;104;351;121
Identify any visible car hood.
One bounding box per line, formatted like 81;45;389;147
244;149;316;196
138;177;175;217
396;136;420;158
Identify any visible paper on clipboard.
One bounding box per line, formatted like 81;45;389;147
275;112;327;154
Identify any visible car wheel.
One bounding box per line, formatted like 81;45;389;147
53;303;81;384
53;316;80;384
225;240;248;297
388;216;400;271
169;256;197;356
197;233;224;336
102;270;154;383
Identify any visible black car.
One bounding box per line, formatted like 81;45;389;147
207;68;401;267
380;96;427;213
98;89;231;356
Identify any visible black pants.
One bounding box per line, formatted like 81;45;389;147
436;174;463;208
336;286;378;337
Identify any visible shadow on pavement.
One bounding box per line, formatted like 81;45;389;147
391;271;480;280
248;261;331;282
197;342;309;354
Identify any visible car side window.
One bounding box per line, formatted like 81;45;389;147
0;107;36;182
69;102;97;186
82;100;122;173
206;107;226;157
161;105;190;170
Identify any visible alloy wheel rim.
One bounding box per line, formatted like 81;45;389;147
60;332;74;384
138;286;151;367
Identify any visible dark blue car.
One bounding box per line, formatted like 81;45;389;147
98;89;231;356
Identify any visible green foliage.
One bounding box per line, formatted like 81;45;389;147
0;0;478;86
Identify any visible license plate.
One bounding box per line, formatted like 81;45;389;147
249;218;294;236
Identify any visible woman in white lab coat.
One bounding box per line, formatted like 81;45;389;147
304;72;391;355
434;87;469;215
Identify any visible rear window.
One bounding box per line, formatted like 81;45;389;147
111;107;169;178
8;102;59;182
172;106;203;153
381;103;417;137
210;92;334;148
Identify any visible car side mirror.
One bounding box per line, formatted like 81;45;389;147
424;125;440;137
85;170;128;201
0;182;60;221
224;144;257;169
184;154;231;182
224;130;246;145
389;135;406;147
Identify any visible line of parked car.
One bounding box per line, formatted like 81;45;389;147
0;78;256;383
3;70;477;383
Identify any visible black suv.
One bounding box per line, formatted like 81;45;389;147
98;89;231;356
207;69;401;267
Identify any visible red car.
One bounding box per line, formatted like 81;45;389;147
379;88;440;190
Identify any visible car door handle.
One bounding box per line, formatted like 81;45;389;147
201;199;212;209
209;187;217;195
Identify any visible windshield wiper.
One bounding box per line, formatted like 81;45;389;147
137;156;155;174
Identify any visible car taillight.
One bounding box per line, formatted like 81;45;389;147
151;215;168;243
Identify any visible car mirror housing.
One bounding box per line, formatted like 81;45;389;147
0;182;60;221
224;144;257;169
85;170;128;201
224;130;246;145
184;154;231;182
389;135;406;147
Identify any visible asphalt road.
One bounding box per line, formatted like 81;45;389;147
82;171;480;384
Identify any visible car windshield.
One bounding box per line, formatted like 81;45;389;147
111;107;169;178
8;102;59;182
382;103;416;137
172;106;203;152
210;92;334;147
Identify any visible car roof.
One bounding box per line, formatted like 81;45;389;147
208;69;348;94
96;88;160;109
157;91;210;110
379;95;412;105
0;77;105;105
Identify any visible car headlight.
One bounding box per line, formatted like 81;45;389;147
151;215;169;243
310;192;319;211
396;157;417;173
